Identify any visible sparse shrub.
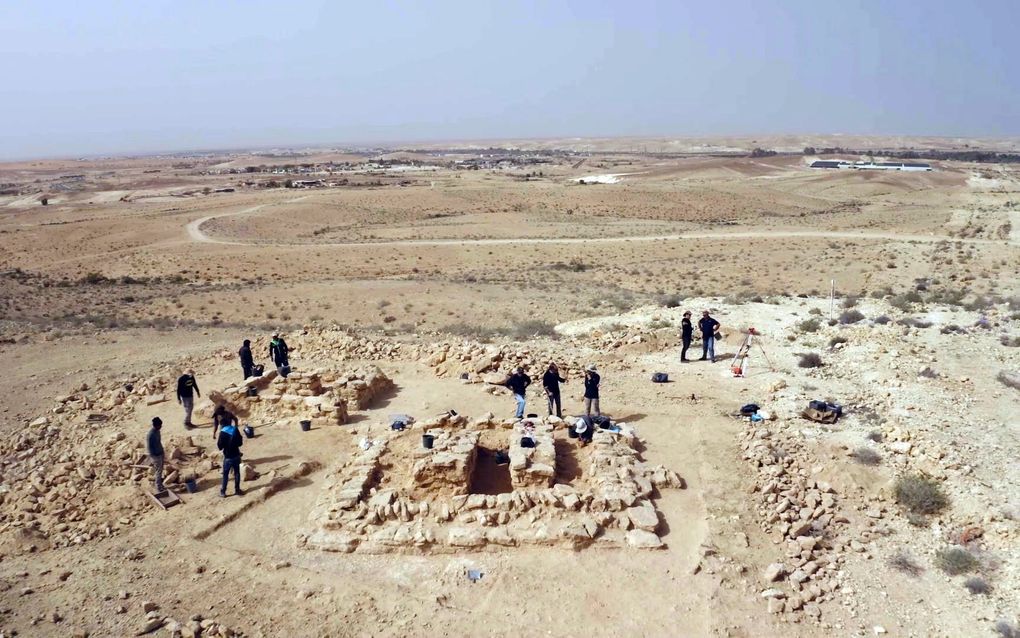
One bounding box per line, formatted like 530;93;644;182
964;576;991;595
918;367;939;379
500;320;558;340
80;272;107;285
873;315;891;325
941;324;966;334
659;293;682;308
895;475;948;515
866;430;883;442
798;318;821;333
935;547;978;575
997;370;1020;391
888;551;923;577
999;335;1020;347
841;296;859;309
898;317;933;329
808;308;822;315
995;620;1018;638
798;352;823;368
828;336;848;348
838;309;865;324
851;447;881;465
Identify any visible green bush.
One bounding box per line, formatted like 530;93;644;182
798;318;821;333
894;475;949;515
935;547;978;575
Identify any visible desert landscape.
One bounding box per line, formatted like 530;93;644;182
1;136;1019;638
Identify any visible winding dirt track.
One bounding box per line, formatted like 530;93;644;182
186;205;1014;248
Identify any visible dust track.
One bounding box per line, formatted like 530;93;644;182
186;204;1015;248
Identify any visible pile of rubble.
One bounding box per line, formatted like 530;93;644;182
0;419;219;551
301;414;684;554
742;423;854;623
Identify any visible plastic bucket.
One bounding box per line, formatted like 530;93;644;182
185;478;198;493
422;434;435;449
567;426;578;439
300;420;312;432
243;425;255;438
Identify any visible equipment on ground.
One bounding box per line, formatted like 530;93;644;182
801;400;843;424
729;327;774;377
145;487;183;510
652;372;669;383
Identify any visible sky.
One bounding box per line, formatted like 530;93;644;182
1;0;1018;159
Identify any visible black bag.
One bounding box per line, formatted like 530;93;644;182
592;415;613;429
740;403;760;416
251;364;264;377
520;436;536;448
277;364;291;378
809;400;842;417
651;372;669;383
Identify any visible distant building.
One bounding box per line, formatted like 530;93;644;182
810;160;932;172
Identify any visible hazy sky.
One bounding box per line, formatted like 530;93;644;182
1;0;1018;159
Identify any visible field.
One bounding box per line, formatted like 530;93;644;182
1;136;1019;637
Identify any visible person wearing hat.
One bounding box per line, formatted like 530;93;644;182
175;369;201;429
146;417;165;493
269;333;290;376
680;311;694;362
583;365;601;417
542;362;567;418
698;311;721;363
505;367;532;419
573;416;594;446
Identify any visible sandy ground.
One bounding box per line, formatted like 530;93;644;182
1;139;1019;637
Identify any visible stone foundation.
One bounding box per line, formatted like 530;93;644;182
205;366;391;427
300;415;684;554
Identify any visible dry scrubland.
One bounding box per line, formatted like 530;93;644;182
0;138;1019;637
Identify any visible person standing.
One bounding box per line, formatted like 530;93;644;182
680;311;694;362
699;311;721;363
542;363;567;418
176;369;201;429
505;367;532;419
583;365;601;417
239;339;254;380
217;418;245;497
147;417;165;493
269;333;290;375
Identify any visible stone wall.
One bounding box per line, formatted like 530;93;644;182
205;365;391;427
300;414;684;554
508;421;555;489
410;430;479;495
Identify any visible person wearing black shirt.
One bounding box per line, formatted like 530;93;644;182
176;370;201;429
542;363;567;418
146;417;165;493
239;339;254;380
217;421;245;497
505;367;532;419
680;311;694;362
269;334;289;368
698;311;721;363
583;365;601;417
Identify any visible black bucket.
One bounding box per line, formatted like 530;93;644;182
300;419;311;432
567;426;578;439
246;386;258;397
243;425;255;438
422;434;435;449
185;478;198;493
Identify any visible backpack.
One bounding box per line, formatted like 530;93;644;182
651;372;669;383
